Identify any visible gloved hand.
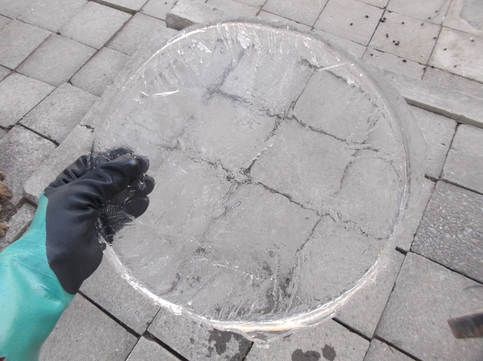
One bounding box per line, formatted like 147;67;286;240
0;150;154;361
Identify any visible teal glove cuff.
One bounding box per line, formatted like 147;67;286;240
0;194;74;361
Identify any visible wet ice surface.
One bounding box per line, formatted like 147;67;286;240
93;20;417;338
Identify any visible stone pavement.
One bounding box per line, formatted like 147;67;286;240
1;0;483;360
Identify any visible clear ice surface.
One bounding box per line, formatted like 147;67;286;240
92;19;426;340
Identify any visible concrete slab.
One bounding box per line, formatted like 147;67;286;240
411;106;457;179
108;13;177;55
263;0;328;27
0;203;35;251
362;48;426;79
0;0;33;19
0;126;56;204
258;11;313;32
0;66;9;81
141;0;177;20
387;0;450;25
165;0;226;31
363;339;413;361
311;28;367;59
21;83;98;143
18;0;87;32
98;0;149;12
314;0;383;46
126;337;181;361
39;294;137;361
59;2;131;50
245;320;369;361
429;27;483;83
412;181;483;283
443;124;483;193
370;11;440;64
423;67;483;100
0;20;51;70
375;253;483;361
0;15;10;31
17;34;95;87
71;47;130;96
0;73;54;127
148;307;252;360
444;0;483;37
207;0;258;17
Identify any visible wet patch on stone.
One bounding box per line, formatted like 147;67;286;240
208;329;252;360
292;349;321;361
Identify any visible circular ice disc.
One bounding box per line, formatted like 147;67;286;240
93;19;419;337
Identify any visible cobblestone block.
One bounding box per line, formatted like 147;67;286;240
80;254;160;335
17;34;95;87
0;15;10;31
23;125;93;203
60;2;131;50
126;337;181;361
21;83;97;143
423;67;483;100
246;321;369;361
18;0;87;32
263;0;328;26
387;0;450;25
71;47;130;96
0;73;54;127
0;203;35;251
148;307;252;360
411;106;457;179
206;0;258;17
109;13;177;55
370;11;440;64
0;126;56;204
0;0;32;19
311;28;367;59
314;0;383;46
99;0;148;11
362;48;426;79
430;27;483;84
0;66;9;81
443;124;483;193
40;294;137;361
0;20;51;69
375;253;483;361
166;0;226;31
413;181;483;282
363;339;413;361
141;0;177;20
258;11;312;32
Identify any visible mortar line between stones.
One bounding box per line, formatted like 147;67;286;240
18;123;59;146
439;178;483;197
143;330;190;361
89;0;136;14
373;335;422;361
123;337;141;361
437;121;459;180
331;318;371;342
423;23;445;80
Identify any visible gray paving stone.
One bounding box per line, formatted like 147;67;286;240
165;0;226;31
423;67;483;100
0;20;51;70
363;339;413;361
233;0;265;7
109;13;177;55
18;0;87;32
443;124;483;193
0;126;56;204
362;48;426;79
39;294;137;361
17;34;95;87
141;0;177;20
23;125;93;204
370;11;440;64
0;128;6;140
0;15;11;31
246;320;369;361
0;73;54;127
80;254;160;335
59;2;131;50
206;0;258;17
375;253;483;361
0;66;9;81
314;0;383;46
429;27;483;84
411;106;457;179
334;249;405;339
71;47;130;97
0;203;36;252
413;181;483;282
444;0;483;37
148;307;252;360
98;0;148;11
387;0;450;25
356;0;388;8
0;0;34;19
311;28;366;59
126;337;181;361
258;11;313;33
21;83;97;143
263;0;328;26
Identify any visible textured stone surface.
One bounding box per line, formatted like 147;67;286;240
356;0;388;8
258;11;313;32
0;15;10;31
387;0;450;25
362;48;426;79
148;307;252;360
412;181;483;282
263;0;328;26
0;20;51;69
206;0;258;17
71;47;130;96
0;73;54;127
246;321;369;361
0;66;9;81
0;0;33;19
80;254;160;335
40;294;137;361
166;0;226;31
314;0;383;46
0;126;56;204
311;28;367;59
59;2;131;49
0;203;36;251
126;337;181;361
423;67;483;100
21;83;97;143
233;0;265;6
375;253;483;361
444;0;483;37
364;339;413;361
411;106;457;179
370;11;440;63
443;124;483;193
99;0;148;11
141;0;177;20
0;128;6;139
17;35;95;87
